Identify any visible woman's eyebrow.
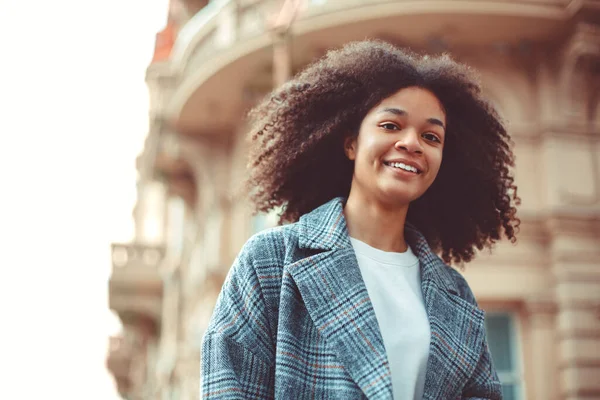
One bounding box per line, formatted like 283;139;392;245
378;107;407;117
427;118;445;130
379;107;445;130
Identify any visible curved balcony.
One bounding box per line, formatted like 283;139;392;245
166;0;581;135
108;243;166;331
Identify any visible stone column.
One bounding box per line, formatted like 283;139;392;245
273;29;292;88
271;0;301;87
550;218;600;400
525;294;559;400
548;21;600;400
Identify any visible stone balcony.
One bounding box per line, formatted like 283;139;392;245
163;0;589;135
172;0;577;74
109;243;166;331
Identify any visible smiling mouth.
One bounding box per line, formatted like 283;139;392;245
383;161;422;174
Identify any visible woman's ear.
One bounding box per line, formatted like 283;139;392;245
344;136;357;161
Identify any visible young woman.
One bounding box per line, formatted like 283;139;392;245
201;40;519;400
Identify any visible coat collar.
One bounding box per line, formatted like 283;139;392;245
294;197;392;398
297;196;353;251
295;197;486;399
297;196;460;294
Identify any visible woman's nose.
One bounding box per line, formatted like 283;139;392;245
394;130;424;154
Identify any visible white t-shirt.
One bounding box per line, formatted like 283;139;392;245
350;238;431;400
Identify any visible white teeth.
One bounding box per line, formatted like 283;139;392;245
386;162;418;173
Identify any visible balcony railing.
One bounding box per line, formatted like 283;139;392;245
109;243;166;328
171;0;571;76
173;0;279;75
111;243;165;270
299;0;569;19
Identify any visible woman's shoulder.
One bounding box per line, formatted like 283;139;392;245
237;223;301;264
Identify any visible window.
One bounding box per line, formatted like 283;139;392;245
485;313;523;400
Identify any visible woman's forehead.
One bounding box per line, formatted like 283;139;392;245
372;87;446;121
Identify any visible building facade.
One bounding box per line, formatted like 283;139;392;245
106;1;600;399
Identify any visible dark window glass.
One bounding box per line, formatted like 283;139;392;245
502;384;516;400
485;313;513;371
485;313;521;400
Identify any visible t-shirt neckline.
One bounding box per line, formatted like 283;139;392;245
349;237;419;268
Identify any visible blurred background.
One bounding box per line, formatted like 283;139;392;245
1;0;598;399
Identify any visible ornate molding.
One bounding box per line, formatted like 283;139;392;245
559;359;600;370
545;209;600;237
154;130;199;209
559;299;600;313
558;329;600;340
562;388;600;399
525;292;559;316
559;22;600;122
513;122;600;142
146;63;178;123
552;251;600;264
509;211;599;241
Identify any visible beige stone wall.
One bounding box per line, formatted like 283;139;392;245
108;2;600;399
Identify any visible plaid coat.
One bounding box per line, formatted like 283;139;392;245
201;197;502;399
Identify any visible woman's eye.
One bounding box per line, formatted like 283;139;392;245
381;123;399;131
422;132;441;143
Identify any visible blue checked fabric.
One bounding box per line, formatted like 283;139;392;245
201;197;502;399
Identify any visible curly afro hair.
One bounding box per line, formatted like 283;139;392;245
246;40;520;265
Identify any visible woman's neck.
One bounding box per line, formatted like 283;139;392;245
343;190;409;253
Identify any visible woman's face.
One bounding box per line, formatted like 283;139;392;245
345;86;446;207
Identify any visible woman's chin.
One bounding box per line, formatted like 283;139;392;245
377;187;420;208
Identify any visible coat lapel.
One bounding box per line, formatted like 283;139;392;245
288;198;393;399
406;226;487;400
288;197;486;399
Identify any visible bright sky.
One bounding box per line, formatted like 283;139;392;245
0;0;169;397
